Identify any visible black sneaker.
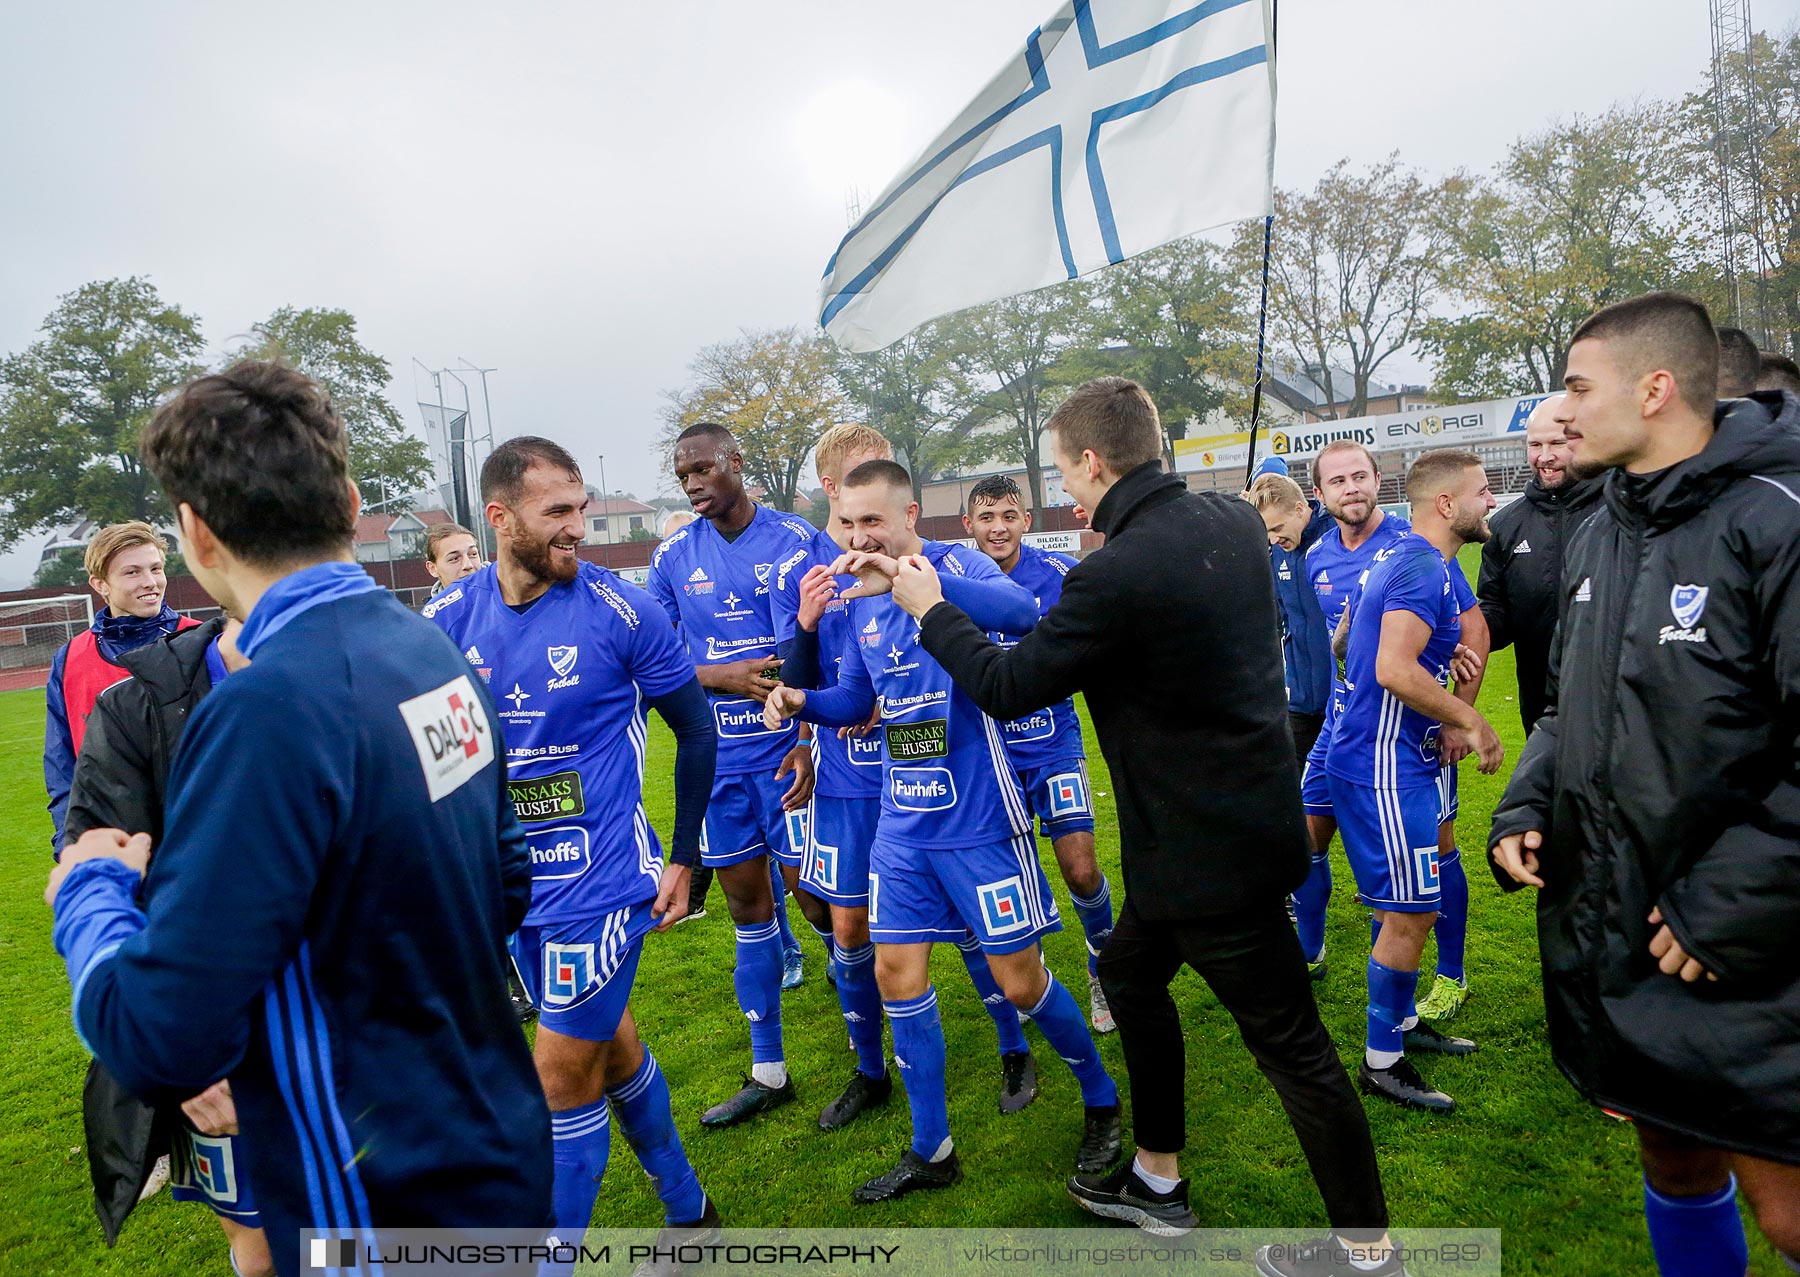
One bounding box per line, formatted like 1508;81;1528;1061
853;1149;962;1203
1076;1103;1124;1173
629;1196;723;1276
999;1051;1039;1115
1066;1160;1198;1237
1254;1233;1408;1276
1403;1020;1476;1055
700;1075;796;1127
818;1069;892;1131
1358;1058;1454;1112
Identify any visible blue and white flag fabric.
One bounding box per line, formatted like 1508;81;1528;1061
819;0;1274;353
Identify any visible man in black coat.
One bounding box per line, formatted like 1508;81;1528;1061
1477;394;1605;731
889;378;1394;1274
1491;293;1800;1273
65;616;272;1275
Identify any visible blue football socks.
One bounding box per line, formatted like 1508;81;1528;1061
1069;877;1115;977
1295;853;1333;962
1366;957;1418;1069
1642;1175;1748;1277
607;1053;706;1225
1022;970;1118;1109
549;1097;611;1235
957;935;1029;1057
733;920;785;1073
835;941;887;1079
885;987;951;1161
1434;848;1468;984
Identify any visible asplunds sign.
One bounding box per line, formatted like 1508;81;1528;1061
1174;394;1539;472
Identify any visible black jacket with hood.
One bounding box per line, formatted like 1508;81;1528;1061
1488;392;1800;1161
65;618;224;1244
1477;473;1606;731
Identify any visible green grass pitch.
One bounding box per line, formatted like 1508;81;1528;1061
0;552;1779;1272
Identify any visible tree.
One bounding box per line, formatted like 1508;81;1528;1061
1426;106;1691;400
1675;30;1800;356
659;327;848;512
0;277;204;546
1075;238;1242;442
831;321;987;500
1244;157;1447;419
32;547;87;589
941;285;1092;512
236;307;431;500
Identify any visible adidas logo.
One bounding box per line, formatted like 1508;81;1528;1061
463;645;483;665
689;566;709;582
863;617;879;634
843;1011;866;1023
1575;577;1592;603
1515;539;1532;554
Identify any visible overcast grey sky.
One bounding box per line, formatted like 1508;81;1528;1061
2;0;1796;584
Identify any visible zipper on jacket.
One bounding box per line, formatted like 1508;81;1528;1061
1595;524;1649;852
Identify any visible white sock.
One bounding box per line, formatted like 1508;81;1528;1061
1133;1155;1181;1195
1338;1236;1390;1272
1365;1047;1403;1070
927;1136;954;1163
751;1060;788;1088
1400;1013;1419;1031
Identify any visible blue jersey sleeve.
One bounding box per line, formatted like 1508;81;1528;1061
937;546;1038;635
44;645;72;856
799;636;877;728
1449;560;1476;613
1381;552;1453;629
648;546;680;632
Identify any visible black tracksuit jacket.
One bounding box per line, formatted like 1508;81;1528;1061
1477;474;1605;731
1489;392;1800;1161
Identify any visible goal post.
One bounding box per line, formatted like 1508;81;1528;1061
0;594;94;675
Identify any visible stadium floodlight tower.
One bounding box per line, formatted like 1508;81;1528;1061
413;358;499;557
1707;0;1774;342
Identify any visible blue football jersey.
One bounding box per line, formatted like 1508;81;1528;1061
989;544;1084;769
1304;512;1413;637
1306;513;1413;731
769;526;884;799
805;541;1033;850
425;562;692;923
1326;535;1463;789
648;504;816;775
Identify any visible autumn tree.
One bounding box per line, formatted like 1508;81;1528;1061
236;307;431;498
0;277;204;545
659;327;848;512
1244;157;1447;419
1426;106;1690;400
831;320;988;500
940;285;1092;513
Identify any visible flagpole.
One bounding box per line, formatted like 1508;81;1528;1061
1240;213;1275;490
1241;0;1277;491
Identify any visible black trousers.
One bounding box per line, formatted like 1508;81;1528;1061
1097;893;1388;1232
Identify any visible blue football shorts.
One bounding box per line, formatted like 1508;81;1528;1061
868;833;1062;955
1302;722;1334;818
170;1126;261;1224
510;900;656;1041
700;769;804;868
1436;759;1460;825
1326;773;1442;913
1015;757;1096;840
803;794;879;907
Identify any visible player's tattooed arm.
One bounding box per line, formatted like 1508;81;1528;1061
698;657;784;702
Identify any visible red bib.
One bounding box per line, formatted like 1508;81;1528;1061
62;618;199;753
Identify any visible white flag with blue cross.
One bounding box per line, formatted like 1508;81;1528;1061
818;0;1275;353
